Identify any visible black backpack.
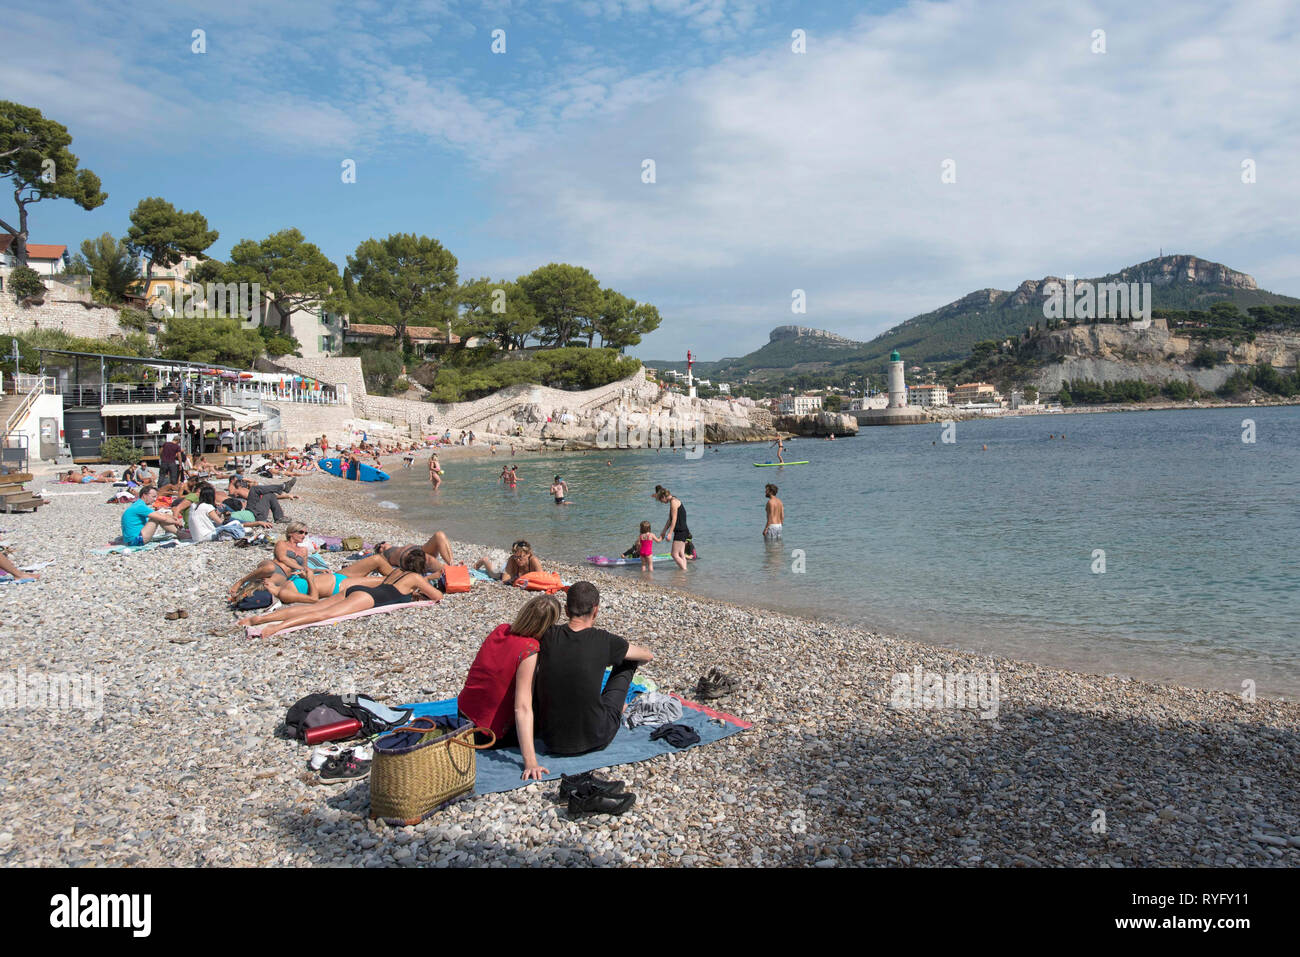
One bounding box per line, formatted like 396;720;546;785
283;692;411;741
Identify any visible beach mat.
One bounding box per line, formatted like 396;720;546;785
254;599;439;637
91;539;194;555
396;693;751;795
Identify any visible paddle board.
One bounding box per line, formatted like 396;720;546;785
753;461;810;467
319;457;390;482
586;554;677;566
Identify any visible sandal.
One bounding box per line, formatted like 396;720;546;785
164;610;183;621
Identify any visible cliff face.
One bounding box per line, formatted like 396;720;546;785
773;411;859;437
1104;255;1256;291
768;325;863;346
1027;322;1300;392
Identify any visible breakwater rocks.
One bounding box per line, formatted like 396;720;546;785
773;411;859;437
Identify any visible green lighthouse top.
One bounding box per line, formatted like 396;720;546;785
890;350;901;362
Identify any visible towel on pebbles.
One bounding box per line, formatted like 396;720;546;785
623;691;682;729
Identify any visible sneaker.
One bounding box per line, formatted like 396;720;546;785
558;771;625;800
319;755;370;784
567;784;635;816
309;743;348;770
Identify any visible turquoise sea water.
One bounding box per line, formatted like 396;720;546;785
367;407;1300;698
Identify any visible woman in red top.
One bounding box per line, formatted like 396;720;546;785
458;594;561;780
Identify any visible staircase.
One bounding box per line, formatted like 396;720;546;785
0;394;24;429
0;472;47;513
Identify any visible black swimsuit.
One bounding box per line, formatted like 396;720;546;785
672;500;691;541
353;570;414;608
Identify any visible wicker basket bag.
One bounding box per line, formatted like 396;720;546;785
369;715;496;826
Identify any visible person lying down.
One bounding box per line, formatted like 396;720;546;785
240;549;443;637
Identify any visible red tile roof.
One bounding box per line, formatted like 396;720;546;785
0;236;66;260
347;323;459;343
26;244;67;260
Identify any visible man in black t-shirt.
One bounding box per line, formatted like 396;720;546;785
535;581;654;756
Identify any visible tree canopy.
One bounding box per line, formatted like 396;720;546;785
516;263;603;347
225;228;344;331
455;277;537;350
65;232;140;303
0;101;106;266
125;197;218;287
157;315;265;367
345;233;459;346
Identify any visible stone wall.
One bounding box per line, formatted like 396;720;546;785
0;288;130;341
271;356;366;404
276;402;359;447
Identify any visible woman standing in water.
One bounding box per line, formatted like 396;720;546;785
655;485;692;571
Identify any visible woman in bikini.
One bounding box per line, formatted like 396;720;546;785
243;550;442;637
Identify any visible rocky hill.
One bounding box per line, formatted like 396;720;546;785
858;255;1296;366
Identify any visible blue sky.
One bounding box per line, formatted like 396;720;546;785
6;0;1299;360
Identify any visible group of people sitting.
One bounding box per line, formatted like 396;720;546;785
118;473;301;545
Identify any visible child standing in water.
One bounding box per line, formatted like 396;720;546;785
638;521;662;572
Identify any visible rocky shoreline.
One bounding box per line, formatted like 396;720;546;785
1;469;1297;867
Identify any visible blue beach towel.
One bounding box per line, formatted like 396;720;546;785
395;691;751;795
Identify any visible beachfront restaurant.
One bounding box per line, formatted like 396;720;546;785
40;349;288;464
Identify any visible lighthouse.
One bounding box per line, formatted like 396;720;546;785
887;349;907;409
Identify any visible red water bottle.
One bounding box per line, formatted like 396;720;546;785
304;718;363;745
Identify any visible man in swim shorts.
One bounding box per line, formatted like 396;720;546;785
120;486;183;546
763;483;784;539
551;475;568;505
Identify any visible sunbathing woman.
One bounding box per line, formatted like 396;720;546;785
458;593;562;780
243;549;442;637
473;540;542;585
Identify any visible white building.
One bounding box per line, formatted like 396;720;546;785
849;394;889;411
778;394;823;415
911;383;949;407
0;236;67;277
263;301;346;358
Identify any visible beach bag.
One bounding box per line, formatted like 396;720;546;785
441;565;471;594
370;716;495;825
516;571;566;594
341;536;363;551
235;588;274;611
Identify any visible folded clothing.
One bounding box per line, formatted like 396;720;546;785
649;723;701;748
623;690;682;729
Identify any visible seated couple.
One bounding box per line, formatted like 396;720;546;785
458;582;653;780
240;547;443;637
473;540;542;585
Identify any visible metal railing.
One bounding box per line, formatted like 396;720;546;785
61;381;343;408
219;382;343;406
3;376;50;435
1;373;58;396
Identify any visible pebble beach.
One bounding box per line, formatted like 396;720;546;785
2;464;1298;868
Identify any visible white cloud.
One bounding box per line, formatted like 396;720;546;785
472;0;1300;354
